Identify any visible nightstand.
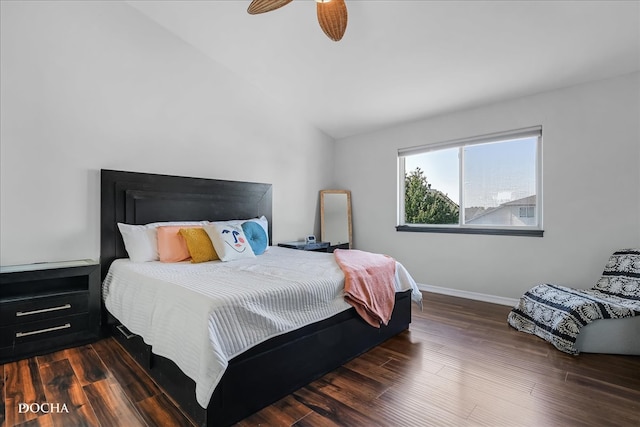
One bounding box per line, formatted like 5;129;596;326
278;241;331;252
0;260;101;362
327;243;350;253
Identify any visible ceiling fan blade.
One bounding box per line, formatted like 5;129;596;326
247;0;293;15
317;0;348;41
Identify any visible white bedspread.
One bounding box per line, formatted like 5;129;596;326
102;246;422;408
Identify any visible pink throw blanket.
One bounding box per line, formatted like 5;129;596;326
334;249;397;328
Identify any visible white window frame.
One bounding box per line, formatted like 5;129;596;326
397;126;543;237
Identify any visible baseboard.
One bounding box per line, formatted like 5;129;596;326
418;283;518;307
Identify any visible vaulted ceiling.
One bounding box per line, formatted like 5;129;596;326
129;1;640;139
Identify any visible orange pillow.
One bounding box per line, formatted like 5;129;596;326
157;226;193;262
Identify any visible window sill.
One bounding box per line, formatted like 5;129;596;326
396;225;543;237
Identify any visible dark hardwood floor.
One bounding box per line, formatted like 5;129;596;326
2;292;639;426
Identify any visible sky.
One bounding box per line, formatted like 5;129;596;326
404;137;537;208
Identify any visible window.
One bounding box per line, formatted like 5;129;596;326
519;206;535;218
397;126;542;236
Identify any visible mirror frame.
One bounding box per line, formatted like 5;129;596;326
320;189;352;249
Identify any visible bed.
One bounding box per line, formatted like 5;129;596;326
100;169;421;426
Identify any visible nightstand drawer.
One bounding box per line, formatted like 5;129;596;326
0;313;90;347
0;291;89;325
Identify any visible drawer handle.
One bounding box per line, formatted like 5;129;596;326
16;323;72;338
16;304;72;317
116;324;136;339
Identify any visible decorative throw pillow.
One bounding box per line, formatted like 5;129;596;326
247;216;269;245
241;221;268;255
117;223;158;262
157;226;193;262
117;221;209;262
204;223;255;262
179;227;219;263
209;216;269;239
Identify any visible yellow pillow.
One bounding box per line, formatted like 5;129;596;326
179;227;218;263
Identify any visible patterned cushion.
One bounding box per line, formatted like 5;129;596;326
508;248;640;354
508;283;640;354
592;249;640;300
204;223;255;262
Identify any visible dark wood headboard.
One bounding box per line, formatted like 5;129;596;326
100;169;272;280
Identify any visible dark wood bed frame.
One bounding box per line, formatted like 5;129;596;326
100;169;412;426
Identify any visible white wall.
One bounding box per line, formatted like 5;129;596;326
334;73;640;299
0;1;334;266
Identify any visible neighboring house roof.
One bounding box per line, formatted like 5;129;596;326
465;195;535;222
502;195;537;206
464;206;487;220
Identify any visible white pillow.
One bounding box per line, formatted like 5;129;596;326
117;221;208;262
205;223;255;262
117;223;158;262
146;220;209;228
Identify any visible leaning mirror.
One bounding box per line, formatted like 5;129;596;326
320;190;352;249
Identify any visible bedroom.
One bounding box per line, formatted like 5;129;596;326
1;1;639;426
